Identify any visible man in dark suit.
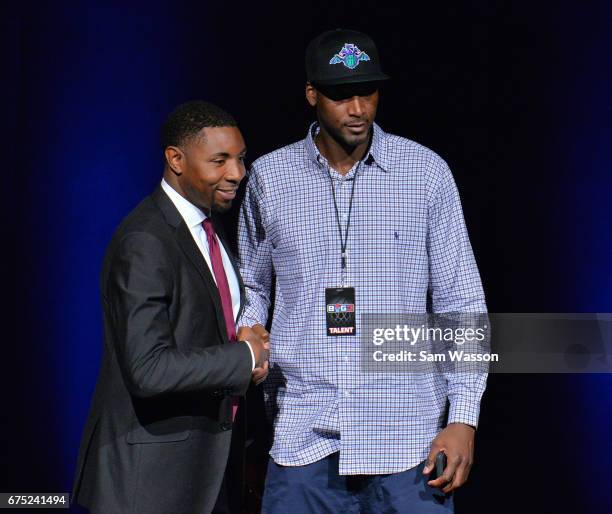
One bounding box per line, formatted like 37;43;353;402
73;101;269;514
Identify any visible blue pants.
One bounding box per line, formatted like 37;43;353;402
262;453;453;513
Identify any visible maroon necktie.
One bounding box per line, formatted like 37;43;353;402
202;218;239;420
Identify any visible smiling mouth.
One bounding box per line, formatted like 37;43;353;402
216;189;237;201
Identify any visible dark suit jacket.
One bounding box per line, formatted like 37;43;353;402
73;186;254;514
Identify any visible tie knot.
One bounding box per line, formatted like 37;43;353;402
202;218;215;237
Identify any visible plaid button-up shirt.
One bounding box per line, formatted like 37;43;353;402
238;122;487;474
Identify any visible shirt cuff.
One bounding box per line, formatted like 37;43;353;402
447;396;481;428
243;340;256;371
237;308;267;329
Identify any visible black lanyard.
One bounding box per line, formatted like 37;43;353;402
327;160;361;285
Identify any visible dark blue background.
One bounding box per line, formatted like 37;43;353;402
4;2;611;512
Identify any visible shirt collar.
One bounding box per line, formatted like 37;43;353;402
161;178;208;229
305;121;390;172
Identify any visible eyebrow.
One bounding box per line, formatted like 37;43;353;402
209;147;247;158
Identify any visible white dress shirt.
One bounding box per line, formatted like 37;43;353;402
161;179;254;370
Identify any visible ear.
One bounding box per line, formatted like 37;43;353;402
164;146;184;175
305;82;317;107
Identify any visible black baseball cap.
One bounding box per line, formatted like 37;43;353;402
305;29;390;86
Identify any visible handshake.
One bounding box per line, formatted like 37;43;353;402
238;324;270;385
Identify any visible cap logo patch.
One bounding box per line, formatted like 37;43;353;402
329;43;370;70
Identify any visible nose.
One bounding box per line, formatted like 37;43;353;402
225;158;246;183
347;96;365;117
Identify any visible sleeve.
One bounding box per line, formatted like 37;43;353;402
107;231;253;398
237;167;274;328
244;341;256;370
426;159;488;428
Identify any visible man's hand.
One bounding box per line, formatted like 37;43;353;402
252;359;269;385
238;324;270;369
423;422;475;493
249;324;270;384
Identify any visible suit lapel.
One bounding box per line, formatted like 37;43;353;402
151;186;229;342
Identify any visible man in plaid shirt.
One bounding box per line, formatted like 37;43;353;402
238;29;487;513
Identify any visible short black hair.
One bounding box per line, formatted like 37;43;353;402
161;100;237;149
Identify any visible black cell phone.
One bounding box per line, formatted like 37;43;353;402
431;451;446;479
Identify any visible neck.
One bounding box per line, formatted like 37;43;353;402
162;169;212;217
315;125;370;175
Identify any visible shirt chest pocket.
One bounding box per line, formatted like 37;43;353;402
392;228;427;265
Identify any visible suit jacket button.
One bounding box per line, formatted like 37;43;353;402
212;389;222;397
220;422;232;431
